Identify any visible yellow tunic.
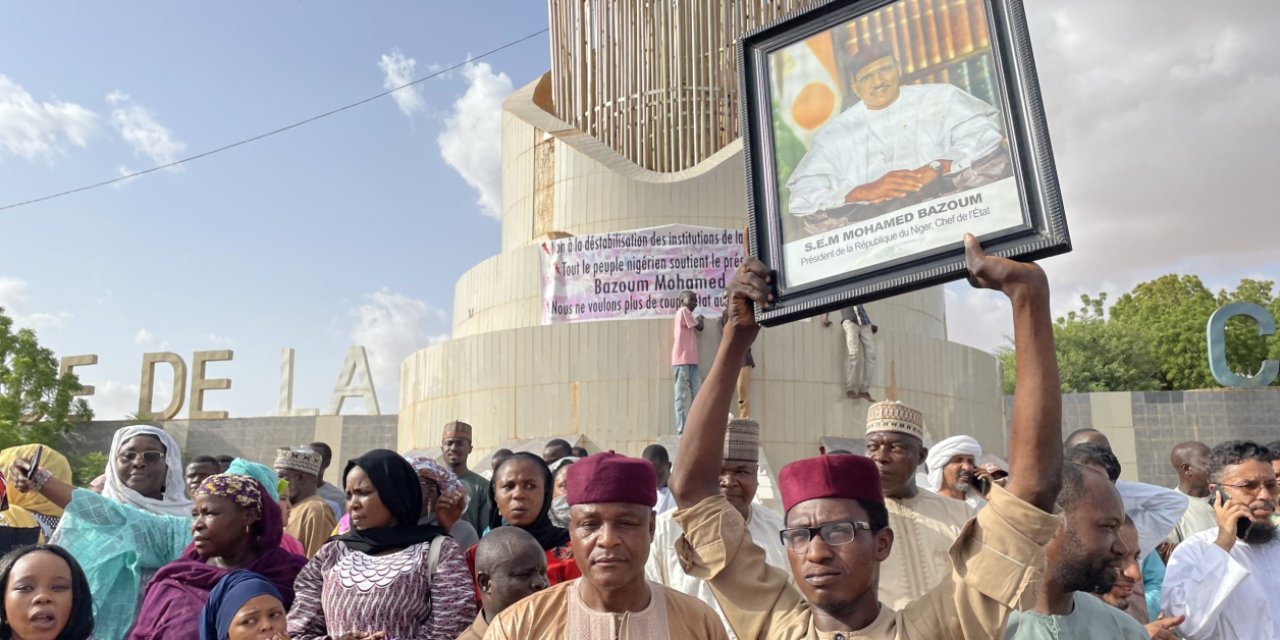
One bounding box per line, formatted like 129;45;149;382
458;612;488;640
484;578;729;640
286;494;338;558
880;490;976;610
673;484;1060;639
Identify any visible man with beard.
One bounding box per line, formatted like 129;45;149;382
1065;430;1191;556
864;401;976;609
927;435;993;509
669;235;1063;639
1004;462;1150;638
1097;517;1186;638
1162;440;1280;639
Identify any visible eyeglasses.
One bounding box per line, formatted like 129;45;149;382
779;521;873;553
118;451;164;465
1219;479;1278;497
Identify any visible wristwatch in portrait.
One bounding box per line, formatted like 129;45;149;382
929;160;945;176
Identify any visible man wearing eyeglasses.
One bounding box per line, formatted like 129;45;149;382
1161;440;1280;640
670;234;1062;639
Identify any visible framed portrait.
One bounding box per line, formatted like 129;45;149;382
740;0;1070;325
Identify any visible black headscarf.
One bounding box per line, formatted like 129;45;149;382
488;452;570;551
336;449;446;555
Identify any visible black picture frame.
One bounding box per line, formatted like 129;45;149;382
740;0;1069;326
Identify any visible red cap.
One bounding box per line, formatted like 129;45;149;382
779;454;883;514
566;452;657;507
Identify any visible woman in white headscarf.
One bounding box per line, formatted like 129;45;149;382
99;424;193;516
9;425;196;640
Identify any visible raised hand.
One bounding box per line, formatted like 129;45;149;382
963;233;1048;301
6;457;34;494
1212;490;1251;551
434;487;467;532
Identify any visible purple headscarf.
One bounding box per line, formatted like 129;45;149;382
128;474;306;640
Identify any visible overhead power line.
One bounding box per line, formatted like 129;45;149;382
0;28;549;213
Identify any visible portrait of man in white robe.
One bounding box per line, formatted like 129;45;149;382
783;44;1011;238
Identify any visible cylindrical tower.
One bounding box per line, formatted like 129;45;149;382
546;1;819;172
398;2;1005;467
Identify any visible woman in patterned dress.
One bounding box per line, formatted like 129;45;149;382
286;449;476;640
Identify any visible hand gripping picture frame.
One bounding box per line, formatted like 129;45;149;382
740;0;1070;325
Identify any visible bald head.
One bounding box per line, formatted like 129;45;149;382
1170;440;1212;497
475;527;550;618
476;527;542;572
1171;441;1210;466
1064;428;1110;451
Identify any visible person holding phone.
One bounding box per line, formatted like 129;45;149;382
1161;440;1279;640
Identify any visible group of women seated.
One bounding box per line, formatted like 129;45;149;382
0;425;587;640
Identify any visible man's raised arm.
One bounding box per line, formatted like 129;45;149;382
964;233;1061;511
671;259;771;509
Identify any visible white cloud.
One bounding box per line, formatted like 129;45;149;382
203;333;235;346
90;379;143;420
379;49;426;117
90;378;175;420
0;277;28;311
348;289;449;402
106;91;186;167
437;62;513;219
0;277;71;332
132;327;170;351
944;2;1280;353
0;75;97;161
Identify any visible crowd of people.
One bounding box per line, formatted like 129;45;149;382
0;237;1274;639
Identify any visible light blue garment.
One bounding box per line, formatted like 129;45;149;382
673;363;701;435
1005;591;1148;639
1141;550;1166;622
51;488;192;640
227;458;280;500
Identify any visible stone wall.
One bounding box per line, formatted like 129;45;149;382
61;415;398;477
1004;387;1280;486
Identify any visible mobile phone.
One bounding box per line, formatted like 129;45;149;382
25;446;43;479
1207;486;1229;506
976;475;992;496
1209;486;1252;539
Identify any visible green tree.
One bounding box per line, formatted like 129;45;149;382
0;306;93;451
1110;275;1220;390
998;293;1161;394
1001;275;1278;394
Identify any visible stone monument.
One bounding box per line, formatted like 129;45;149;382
398;0;1006;467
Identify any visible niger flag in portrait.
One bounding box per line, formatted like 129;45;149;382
776;34;842;148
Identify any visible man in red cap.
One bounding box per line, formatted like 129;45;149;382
487;451;728;639
671;234;1063;639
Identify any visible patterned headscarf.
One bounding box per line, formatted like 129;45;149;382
405;455;469;513
195;474;264;514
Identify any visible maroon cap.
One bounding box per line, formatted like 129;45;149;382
566;452;657;507
779;454;883;514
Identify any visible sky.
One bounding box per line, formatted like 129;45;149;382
1;1;1277;420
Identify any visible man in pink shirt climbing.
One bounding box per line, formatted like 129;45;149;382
671;289;705;435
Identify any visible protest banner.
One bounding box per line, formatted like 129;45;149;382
540;225;745;324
